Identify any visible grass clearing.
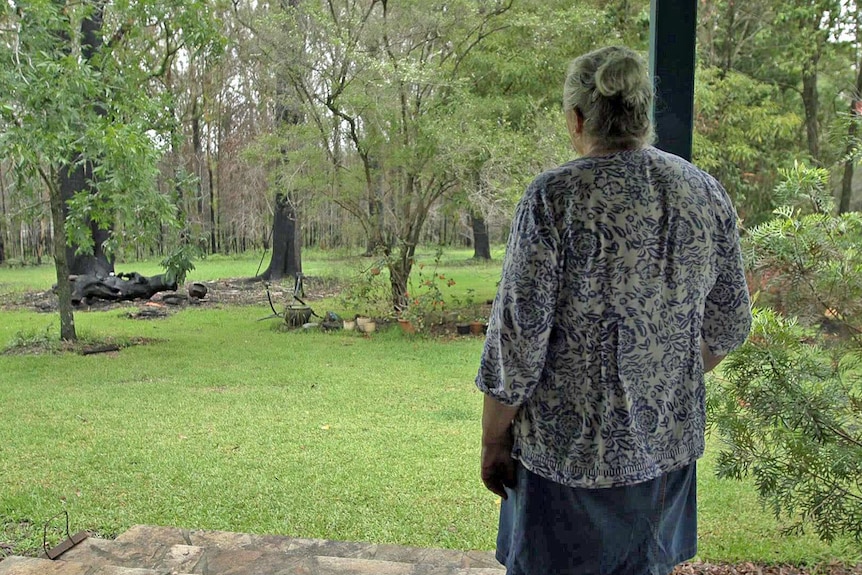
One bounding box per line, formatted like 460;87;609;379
0;252;859;566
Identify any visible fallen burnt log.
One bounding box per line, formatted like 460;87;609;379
69;272;177;306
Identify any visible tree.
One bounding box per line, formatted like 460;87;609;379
692;68;800;224
709;163;862;543
268;0;515;310
839;4;862;214
0;0;222;340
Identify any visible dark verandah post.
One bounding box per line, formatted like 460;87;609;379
649;0;698;162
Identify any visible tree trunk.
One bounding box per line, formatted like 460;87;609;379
364;198;387;255
258;193;301;280
364;154;387;256
191;94;206;218
471;212;491;260
802;69;821;163
60;161;114;276
58;5;113;278
389;255;412;313
840;16;862;215
208;153;217;253
0;161;6;264
49;176;76;341
840;107;861;215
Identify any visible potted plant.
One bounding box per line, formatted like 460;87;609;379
469;318;485;336
397;317;417;334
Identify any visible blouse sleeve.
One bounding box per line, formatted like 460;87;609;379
702;192;753;356
476;182;560;406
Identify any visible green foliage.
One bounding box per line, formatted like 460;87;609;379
693;67;801;224
0;0;224;271
160;241;205;286
710;163;862;543
709;309;862;542
400;251;457;331
337;258;396;320
4;325;60;354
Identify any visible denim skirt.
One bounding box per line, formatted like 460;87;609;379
496;461;698;575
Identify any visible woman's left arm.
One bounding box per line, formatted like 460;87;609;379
476;183;560;496
476;183;560;407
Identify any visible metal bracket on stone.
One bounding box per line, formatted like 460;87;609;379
43;510;89;560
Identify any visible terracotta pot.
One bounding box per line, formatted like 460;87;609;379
469;321;484;336
398;319;416;334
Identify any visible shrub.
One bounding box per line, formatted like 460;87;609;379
708;162;862;543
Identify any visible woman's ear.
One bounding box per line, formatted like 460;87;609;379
565;108;585;152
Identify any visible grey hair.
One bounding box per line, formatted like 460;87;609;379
563;46;654;150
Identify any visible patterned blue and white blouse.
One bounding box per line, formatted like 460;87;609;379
476;146;752;489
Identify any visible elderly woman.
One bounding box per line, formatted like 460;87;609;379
476;46;752;575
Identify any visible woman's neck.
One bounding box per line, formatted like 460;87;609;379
579;139;641;158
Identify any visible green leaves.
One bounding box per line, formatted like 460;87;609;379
712;164;862;543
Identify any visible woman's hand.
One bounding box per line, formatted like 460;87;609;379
481;394;520;498
481;431;516;499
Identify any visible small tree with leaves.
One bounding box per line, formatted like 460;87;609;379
0;1;221;340
708;162;862;543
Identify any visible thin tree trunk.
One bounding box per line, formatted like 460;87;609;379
0;162;7;265
802;69;821;163
192;97;205;217
389;254;412;313
49;176;76;341
208;153;217;253
840;15;862;214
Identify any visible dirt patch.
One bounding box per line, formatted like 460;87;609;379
2;336;161;357
0;276;347;314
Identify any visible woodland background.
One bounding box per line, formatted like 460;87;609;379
3;0;862;279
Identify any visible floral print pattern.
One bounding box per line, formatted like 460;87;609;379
476;147;752;488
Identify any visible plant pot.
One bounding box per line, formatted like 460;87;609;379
343;320;356;331
456;324;471;336
358;320;377;334
469;321;484;336
285;305;313;328
355;316;372;329
398;319;416;334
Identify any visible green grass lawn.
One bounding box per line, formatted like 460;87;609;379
0;252;859;566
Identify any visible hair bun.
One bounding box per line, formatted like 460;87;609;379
594;52;650;107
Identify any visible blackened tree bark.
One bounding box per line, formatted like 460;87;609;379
59;3;114;278
60;161;114;277
70;272;177;305
258;192;301;280
260;5;303;278
471;212;491;260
